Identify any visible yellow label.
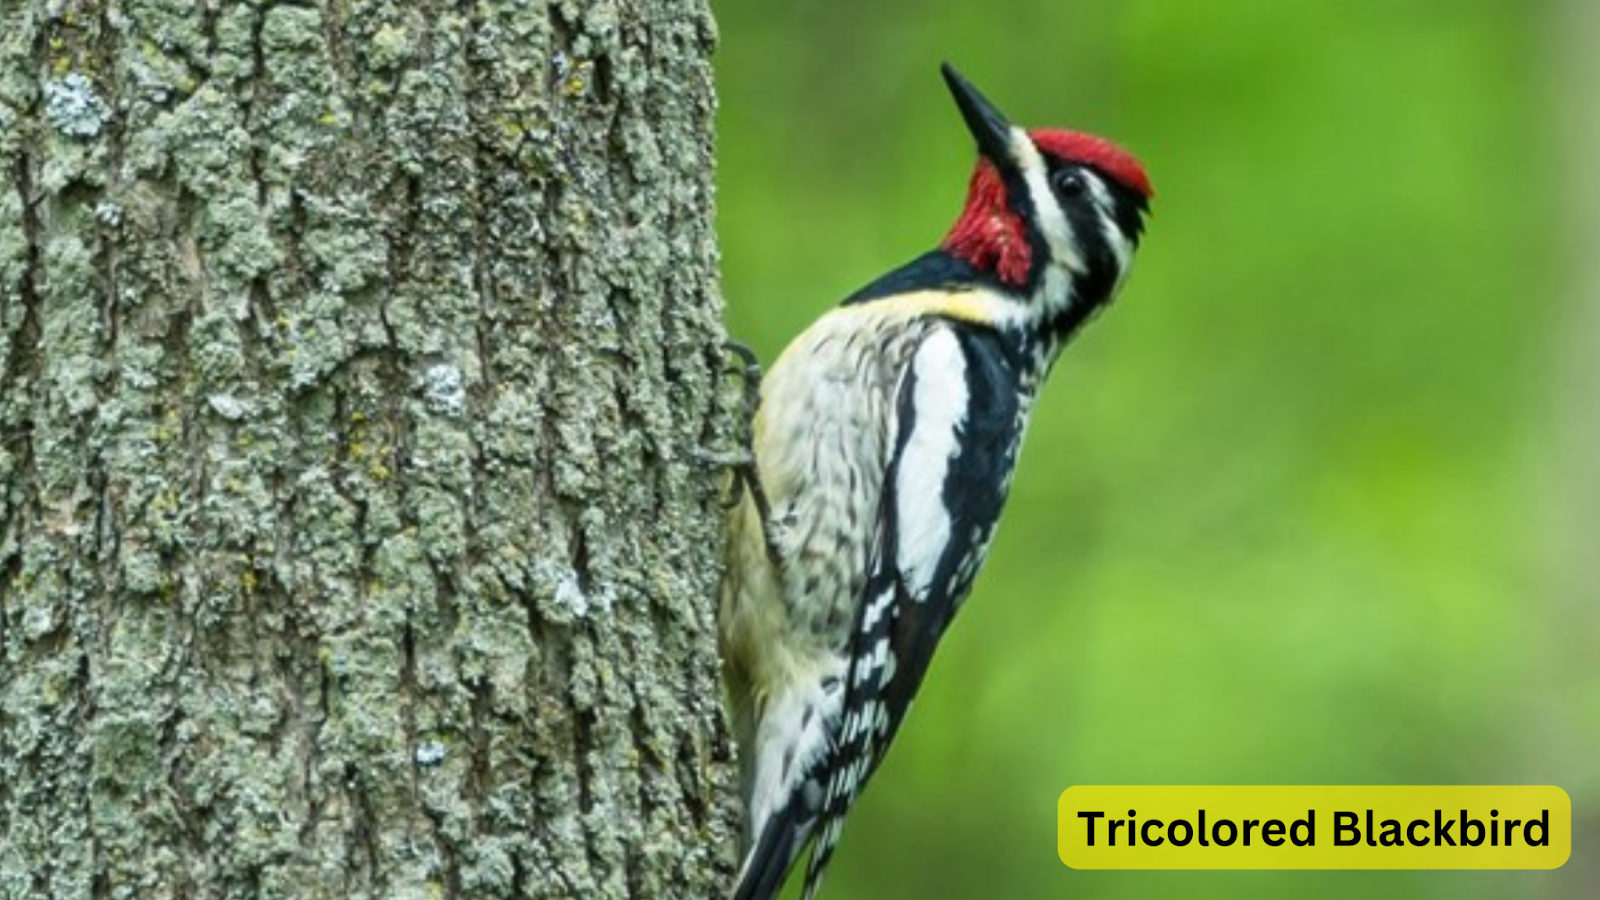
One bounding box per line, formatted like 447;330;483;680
1057;786;1570;869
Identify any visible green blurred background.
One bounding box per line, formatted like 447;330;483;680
713;0;1599;898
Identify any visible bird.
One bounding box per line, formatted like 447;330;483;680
718;62;1153;900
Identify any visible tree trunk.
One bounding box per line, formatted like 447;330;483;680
0;2;738;899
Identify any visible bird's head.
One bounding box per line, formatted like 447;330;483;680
939;63;1151;333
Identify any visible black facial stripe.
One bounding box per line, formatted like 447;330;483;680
1045;161;1148;245
998;164;1051;295
1062;199;1119;308
1100;176;1149;245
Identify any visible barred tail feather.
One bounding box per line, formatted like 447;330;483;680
798;813;849;900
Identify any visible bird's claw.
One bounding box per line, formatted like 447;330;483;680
723;339;763;389
710;338;781;563
689;447;755;470
688;447;757;509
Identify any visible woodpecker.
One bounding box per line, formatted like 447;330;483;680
720;63;1152;900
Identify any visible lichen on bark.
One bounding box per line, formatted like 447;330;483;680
0;1;738;898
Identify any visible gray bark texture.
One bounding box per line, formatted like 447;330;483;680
0;1;739;899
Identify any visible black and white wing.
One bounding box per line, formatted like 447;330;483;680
799;321;1026;899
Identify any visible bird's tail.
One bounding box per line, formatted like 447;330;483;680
729;801;813;900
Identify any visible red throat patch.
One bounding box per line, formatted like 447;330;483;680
940;160;1032;287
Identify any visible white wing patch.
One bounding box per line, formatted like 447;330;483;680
894;328;969;602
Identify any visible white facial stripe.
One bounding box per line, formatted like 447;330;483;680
1084;171;1132;273
1007;127;1083;273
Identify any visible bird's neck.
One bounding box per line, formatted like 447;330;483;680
941;162;1035;288
941;164;1112;361
998;260;1108;382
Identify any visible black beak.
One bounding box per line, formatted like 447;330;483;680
941;62;1014;169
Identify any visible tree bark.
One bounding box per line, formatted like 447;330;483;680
0;2;738;899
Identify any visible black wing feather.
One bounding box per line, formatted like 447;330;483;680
842;249;1011;306
731;797;812;900
798;325;1024;899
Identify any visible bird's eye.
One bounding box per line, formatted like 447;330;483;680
1052;169;1087;198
